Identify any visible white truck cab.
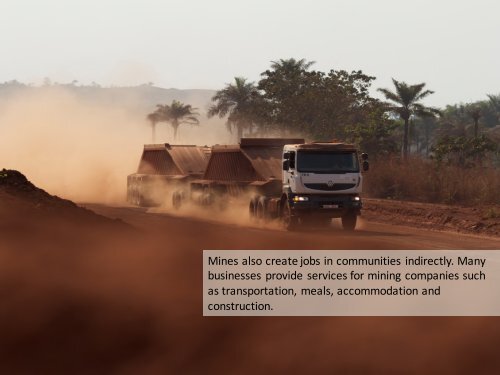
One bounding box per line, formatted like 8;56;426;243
282;143;364;195
279;142;369;230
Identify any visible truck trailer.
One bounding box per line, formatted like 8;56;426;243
171;138;304;210
127;143;210;207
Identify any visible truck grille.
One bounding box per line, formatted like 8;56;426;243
304;183;356;191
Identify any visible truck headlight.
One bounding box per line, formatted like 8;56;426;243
293;196;309;202
353;196;360;201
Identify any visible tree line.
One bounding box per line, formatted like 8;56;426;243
147;58;499;166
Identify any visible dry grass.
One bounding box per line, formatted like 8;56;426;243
364;157;500;205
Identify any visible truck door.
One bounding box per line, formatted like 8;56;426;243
282;151;296;190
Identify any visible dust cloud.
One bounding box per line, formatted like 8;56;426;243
0;86;230;203
150;190;284;230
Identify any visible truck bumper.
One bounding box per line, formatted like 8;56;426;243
289;194;362;218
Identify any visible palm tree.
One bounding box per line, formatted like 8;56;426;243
468;107;482;138
208;77;261;140
146;110;162;142
164;100;199;140
378;79;439;159
151;100;199;141
269;58;315;72
487;94;500;123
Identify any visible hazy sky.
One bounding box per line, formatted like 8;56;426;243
1;0;499;106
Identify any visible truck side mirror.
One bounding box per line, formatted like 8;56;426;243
289;151;296;169
362;160;369;172
282;160;290;171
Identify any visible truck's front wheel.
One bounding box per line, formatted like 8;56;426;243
341;212;357;231
282;200;299;231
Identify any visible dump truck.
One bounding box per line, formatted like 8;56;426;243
172;138;369;230
249;141;369;230
127;143;210;206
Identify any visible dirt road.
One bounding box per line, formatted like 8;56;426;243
87;204;500;250
2;197;500;374
78;204;499;375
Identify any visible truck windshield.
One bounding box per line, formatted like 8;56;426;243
297;151;359;173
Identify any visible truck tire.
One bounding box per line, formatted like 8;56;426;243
257;197;269;220
282;200;299;231
136;193;147;207
172;192;182;210
202;193;213;206
257;200;266;220
249;198;257;220
341;212;357;231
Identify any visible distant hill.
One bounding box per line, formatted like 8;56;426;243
0;81;217;115
0;82;234;198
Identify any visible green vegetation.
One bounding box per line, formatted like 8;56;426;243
208;58;387;144
204;57;499;205
377;79;440;160
207;77;261;140
432;135;498;167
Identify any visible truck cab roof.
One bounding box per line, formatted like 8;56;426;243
284;142;357;152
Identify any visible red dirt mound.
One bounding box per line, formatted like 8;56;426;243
0;169;126;230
